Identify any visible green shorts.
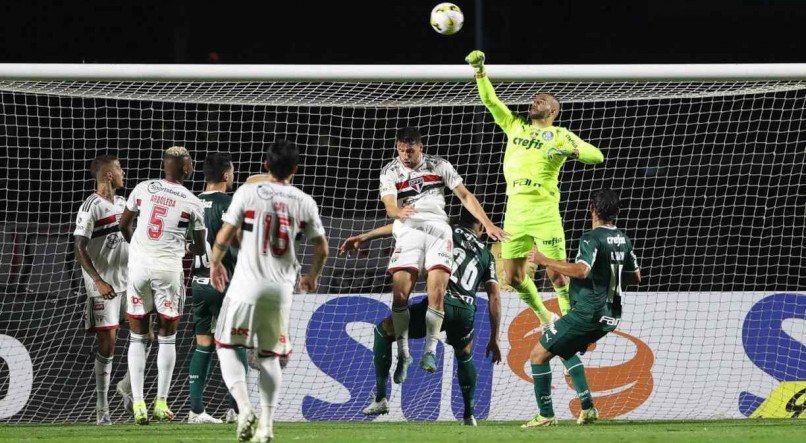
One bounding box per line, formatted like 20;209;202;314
539;313;608;360
501;198;566;260
407;297;476;350
192;279;225;336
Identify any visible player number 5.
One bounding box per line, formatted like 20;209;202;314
147;205;168;240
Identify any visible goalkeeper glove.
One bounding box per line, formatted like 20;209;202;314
465;50;486;76
544;146;576;161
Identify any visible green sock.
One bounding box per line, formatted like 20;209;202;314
227;347;249;412
555;284;571;315
373;325;393;402
531;363;554;418
562;355;593;410
456;353;477;418
189;344;214;414
514;279;552;324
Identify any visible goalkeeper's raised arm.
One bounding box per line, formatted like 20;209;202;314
466;50;515;130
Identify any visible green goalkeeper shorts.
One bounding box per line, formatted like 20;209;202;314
191;279;225;336
407;297;476;350
501;198;567;260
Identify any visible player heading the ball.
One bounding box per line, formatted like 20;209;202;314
466;50;604;328
379;126;506;380
120;146;208;425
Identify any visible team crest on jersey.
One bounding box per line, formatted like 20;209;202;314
147;181;164;194
542;131;554;141
409;176;424;193
105;233;122;249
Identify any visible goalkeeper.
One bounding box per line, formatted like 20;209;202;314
465;50;604;328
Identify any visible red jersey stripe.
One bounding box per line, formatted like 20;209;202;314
395;174;443;190
245;209;255;220
180;211;190;220
94;214;118;228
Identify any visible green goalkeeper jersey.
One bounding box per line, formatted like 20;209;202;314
475;76;603;203
571;226;639;330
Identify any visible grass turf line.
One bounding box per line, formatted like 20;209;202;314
0;420;803;442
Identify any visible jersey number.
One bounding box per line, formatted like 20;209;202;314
450;249;479;292
608;263;624;303
194;233;214;269
261;203;291;257
147;205;168;240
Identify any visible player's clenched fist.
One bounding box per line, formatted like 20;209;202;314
465;50;486;75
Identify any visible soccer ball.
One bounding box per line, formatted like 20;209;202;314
430;3;464;35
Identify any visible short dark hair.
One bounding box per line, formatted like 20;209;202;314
202;152;232;183
589;189;620;222
89;155;118;178
457;207;480;229
265;140;299;180
396;127;422;145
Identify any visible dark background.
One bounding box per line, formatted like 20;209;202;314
0;0;804;64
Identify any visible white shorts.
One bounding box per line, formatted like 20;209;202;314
82;274;126;332
126;265;185;320
214;277;293;357
387;220;453;275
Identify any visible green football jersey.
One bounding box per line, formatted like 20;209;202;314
571;226;639;328
444;225;498;310
193;191;236;280
475;76;603;203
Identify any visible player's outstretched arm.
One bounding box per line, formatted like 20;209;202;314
452;185;508;241
210;222;238;292
300;235;329;293
338;224;393;255
529;248;590;279
484;280;502;364
465;50;515;129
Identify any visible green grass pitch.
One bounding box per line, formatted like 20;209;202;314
1;420;804;442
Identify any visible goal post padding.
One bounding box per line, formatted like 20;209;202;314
0;64;803;422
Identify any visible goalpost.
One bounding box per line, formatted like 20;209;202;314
0;64;803;423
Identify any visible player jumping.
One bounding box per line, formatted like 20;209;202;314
73;155;129;425
210;140;329;443
522;189;641;427
186;153;249;424
379;126;505;380
466;50;604;327
119;146;207;424
340;208;502;426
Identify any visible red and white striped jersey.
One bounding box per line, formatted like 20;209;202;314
125;179;206;270
73;194;129;292
379;154;463;223
222;182;326;287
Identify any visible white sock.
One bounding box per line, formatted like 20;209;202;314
258;356;282;433
424;307;445;354
156;334;177;402
118;342;150;395
391;306;411;357
95;353;113;410
127;332;147;403
218;347;252;413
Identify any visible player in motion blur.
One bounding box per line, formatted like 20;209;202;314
186;153;248;424
340;208;502;426
466;50;604;328
120;146;207;424
522;190;641;427
210;140;329;443
379;126;506;380
73;155;129;425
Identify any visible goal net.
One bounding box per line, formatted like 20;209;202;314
0;65;803;423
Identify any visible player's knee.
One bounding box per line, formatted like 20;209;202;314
529;344;551;365
507;273;524;288
195;334;213;347
379;317;395;338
